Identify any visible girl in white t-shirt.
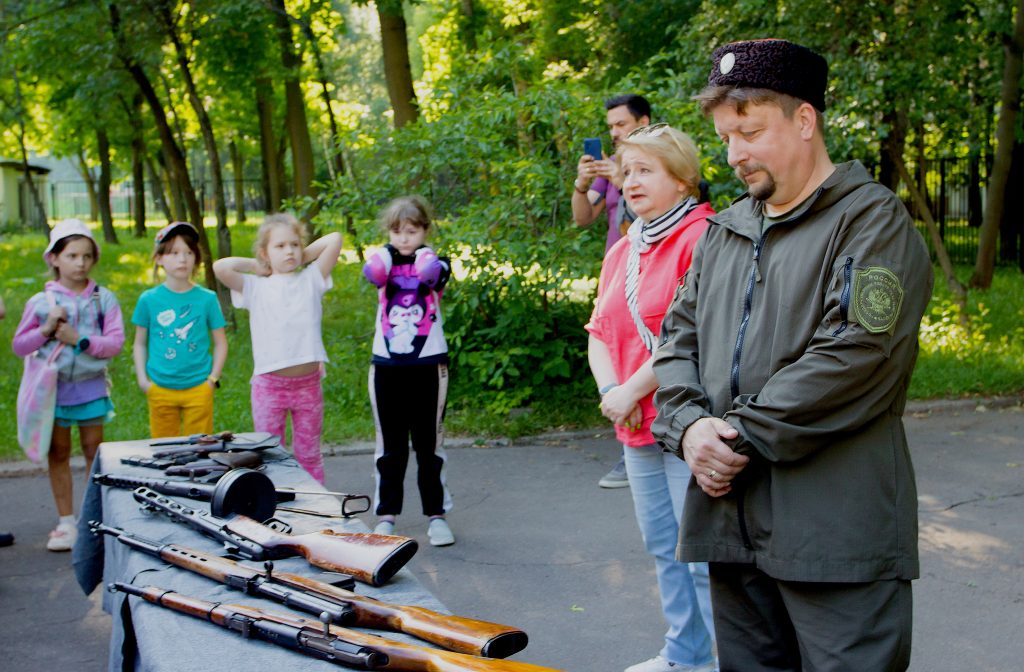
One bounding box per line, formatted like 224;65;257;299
213;214;342;483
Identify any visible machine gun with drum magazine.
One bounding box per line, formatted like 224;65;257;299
93;467;372;522
110;582;562;671
91;521;528;658
130;486;416;586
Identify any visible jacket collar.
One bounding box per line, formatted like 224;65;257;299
45;278;97;298
708;161;872;241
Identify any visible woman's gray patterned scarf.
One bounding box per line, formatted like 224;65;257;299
624;196;698;353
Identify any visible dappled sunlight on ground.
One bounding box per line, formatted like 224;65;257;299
919;512;1013;570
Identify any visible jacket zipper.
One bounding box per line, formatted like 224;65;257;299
730;234;766;400
730;234;765;552
831;257;854;337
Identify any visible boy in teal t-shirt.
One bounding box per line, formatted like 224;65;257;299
132;222;228;438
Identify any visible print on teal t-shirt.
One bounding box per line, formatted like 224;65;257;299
132;285;226;389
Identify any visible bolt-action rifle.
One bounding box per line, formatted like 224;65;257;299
131;486;416;586
110;582;563;671
91;521;527;658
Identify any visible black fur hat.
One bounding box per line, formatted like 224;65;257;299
708;39;828;111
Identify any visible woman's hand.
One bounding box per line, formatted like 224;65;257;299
600;384;640;428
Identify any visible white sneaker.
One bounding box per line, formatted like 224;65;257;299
373;520;395;535
46;522;76;552
427;518;455;546
624;655;716;672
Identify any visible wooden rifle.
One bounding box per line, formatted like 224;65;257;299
131;486;415;586
91;521;527;658
110;582;563;671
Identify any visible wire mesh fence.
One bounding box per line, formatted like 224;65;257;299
47;179;266;222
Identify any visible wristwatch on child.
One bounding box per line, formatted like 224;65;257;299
75;336;90;353
207;375;221;389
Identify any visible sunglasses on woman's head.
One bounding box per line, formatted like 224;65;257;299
627;122;670;138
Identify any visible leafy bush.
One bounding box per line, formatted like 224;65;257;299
317;53;610;416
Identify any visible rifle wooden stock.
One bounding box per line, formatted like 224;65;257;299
131;488;416;586
225;516;418;587
116;583;563;672
271;572;527;658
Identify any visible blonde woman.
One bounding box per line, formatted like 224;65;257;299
585;125;716;672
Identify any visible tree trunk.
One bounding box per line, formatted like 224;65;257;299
377;1;420;128
76;151;100;222
158;1;231;258
891;148;967;321
972;0;1024;288
146;155;173;223
229;139;246;223
96;128;119;244
255;77;283;212
9;66;48;233
300;17;346;181
460;0;477;52
129;94;146;237
270;0;317;209
913;122;931;218
298;14;361;256
878;107;907;192
109;2;221;305
1001;141;1024;269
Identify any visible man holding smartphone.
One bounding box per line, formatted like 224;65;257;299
572;94;652;255
572;93;651;489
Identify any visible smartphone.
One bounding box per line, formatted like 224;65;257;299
583;137;603;160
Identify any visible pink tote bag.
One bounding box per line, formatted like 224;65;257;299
17;342;64;463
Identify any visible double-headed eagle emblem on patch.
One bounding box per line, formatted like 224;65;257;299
852;267;904;334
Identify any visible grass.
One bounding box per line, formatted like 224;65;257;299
910;265;1024;398
0;218;1020;461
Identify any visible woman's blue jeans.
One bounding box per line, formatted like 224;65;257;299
623;443;715;666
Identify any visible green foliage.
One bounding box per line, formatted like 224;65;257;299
911;266;1024;398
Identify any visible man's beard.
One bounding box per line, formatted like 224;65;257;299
736;164;776;202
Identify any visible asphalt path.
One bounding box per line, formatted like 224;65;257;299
0;400;1021;671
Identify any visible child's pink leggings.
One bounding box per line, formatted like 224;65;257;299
251;369;325;483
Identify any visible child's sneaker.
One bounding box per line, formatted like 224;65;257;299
427;518;455;547
46;522;76;552
373;520;395;535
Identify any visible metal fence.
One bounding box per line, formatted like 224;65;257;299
893;155;982;265
47;179;266;222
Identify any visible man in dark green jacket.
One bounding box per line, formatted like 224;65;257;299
652;40;933;671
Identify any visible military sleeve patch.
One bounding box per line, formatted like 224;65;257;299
852;267;904;334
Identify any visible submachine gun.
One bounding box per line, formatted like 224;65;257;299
92;467;371;522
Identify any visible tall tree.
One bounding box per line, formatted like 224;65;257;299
95;127;119;243
121;93;147;237
107;1;222;304
255;76;284;211
269;0;317;208
152;0;231;257
972;0;1024;288
375;0;419;127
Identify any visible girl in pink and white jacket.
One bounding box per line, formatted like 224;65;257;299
13;219;125;551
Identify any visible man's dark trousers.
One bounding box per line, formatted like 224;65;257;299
710;562;912;672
